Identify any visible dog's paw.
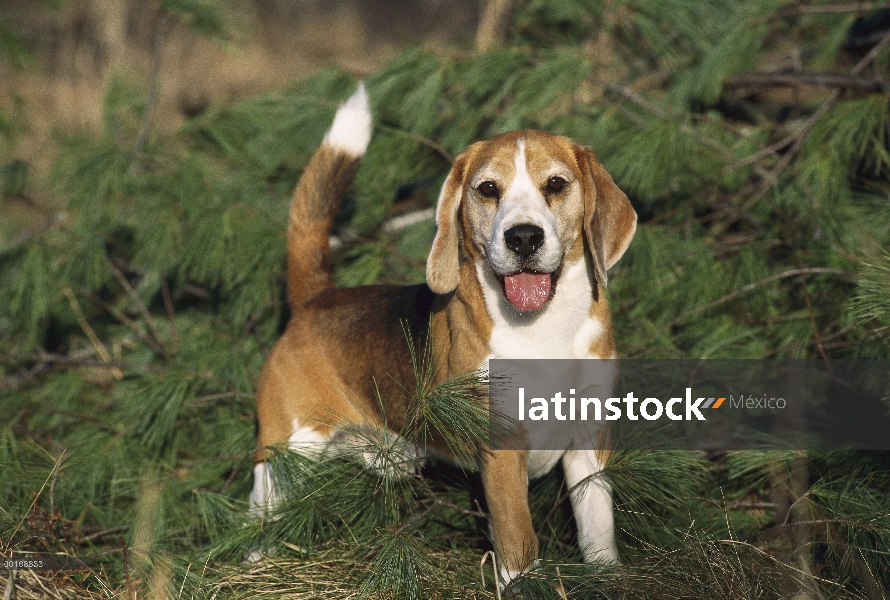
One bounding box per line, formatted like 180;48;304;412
501;580;526;599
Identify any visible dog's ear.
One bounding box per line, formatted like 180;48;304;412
577;146;637;289
426;155;467;294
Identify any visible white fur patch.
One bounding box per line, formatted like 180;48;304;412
288;419;329;454
562;450;618;562
476;257;593;358
497;558;540;591
322;82;372;157
248;420;329;523
526;449;566;480
337;425;421;477
572;316;605;359
499;565;522;589
248;462;275;518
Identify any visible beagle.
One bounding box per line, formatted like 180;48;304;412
250;84;637;586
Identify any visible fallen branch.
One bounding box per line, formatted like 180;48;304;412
107;259;167;358
725;72;890;93
81;525;130;543
329;207;435;251
771;1;890;19
738;27;890;197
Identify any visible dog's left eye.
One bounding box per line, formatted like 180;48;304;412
477;181;499;199
546;176;567;193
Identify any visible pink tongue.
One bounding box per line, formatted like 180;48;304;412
504;272;551;312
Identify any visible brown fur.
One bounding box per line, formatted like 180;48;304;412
287;146;363;307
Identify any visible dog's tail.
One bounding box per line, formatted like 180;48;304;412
287;83;372;308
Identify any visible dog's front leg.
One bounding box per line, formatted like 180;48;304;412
562;449;618;563
481;449;537;586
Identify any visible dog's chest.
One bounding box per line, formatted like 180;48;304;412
476;259;603;360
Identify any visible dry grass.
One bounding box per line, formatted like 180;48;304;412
206;547;495;600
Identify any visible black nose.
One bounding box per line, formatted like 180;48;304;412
504;224;545;258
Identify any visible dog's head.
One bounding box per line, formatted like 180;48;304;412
426;130;636;312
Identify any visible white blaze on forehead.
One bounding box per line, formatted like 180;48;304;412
506;140;573;198
487;138;563;274
503;138;539;210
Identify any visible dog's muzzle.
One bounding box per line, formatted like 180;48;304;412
500;224;553;312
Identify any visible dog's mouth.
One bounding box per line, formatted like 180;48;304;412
498;269;560;312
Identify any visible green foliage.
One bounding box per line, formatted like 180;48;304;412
853;250;890;339
354;528;439;600
2;0;890;597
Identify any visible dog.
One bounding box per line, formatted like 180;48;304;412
250;83;637;586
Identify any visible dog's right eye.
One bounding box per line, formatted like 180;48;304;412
477;181;499;199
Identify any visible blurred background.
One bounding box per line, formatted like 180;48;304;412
0;0;479;234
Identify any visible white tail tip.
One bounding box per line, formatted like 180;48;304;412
322;82;372;157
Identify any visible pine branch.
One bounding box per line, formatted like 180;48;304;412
329;208;435;251
398;467;488;534
2;212;64;251
379;124;455;164
595;78;773;179
797;264;832;372
161;279;177;347
0;345;158;385
82;289;166;357
107;259;167;359
670;268;853;327
739;27;890;201
0;361;45;392
61;286;114;364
